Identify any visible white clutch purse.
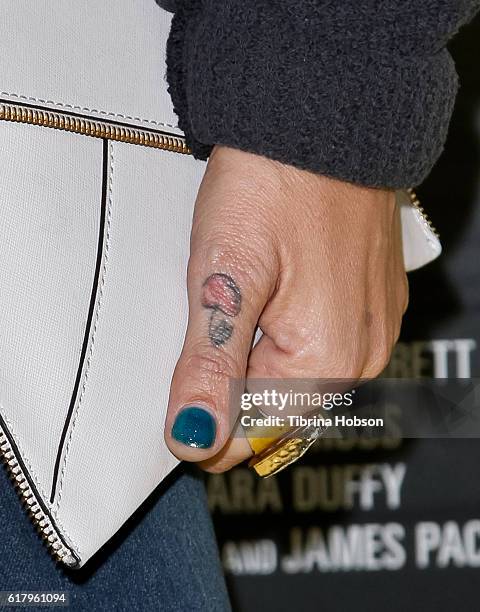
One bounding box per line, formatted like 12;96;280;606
0;0;441;568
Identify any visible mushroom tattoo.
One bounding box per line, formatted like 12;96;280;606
201;273;242;347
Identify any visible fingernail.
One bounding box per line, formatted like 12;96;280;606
172;406;216;449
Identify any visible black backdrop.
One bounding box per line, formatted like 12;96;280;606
207;14;480;612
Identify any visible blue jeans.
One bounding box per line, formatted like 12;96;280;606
0;465;230;611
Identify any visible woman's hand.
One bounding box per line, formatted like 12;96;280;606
164;145;408;472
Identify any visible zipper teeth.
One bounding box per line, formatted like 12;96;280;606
0;426;79;568
0;104;436;243
0;102;191;154
0;100;189;569
407;188;439;239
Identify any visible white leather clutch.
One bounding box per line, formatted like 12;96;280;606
0;0;441;568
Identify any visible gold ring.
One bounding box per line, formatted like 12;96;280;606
243;405;328;477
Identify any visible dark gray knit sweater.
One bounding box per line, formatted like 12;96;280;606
162;1;480;188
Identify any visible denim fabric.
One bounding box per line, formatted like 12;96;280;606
0;465;230;612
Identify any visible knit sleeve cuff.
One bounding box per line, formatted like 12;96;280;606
166;1;461;189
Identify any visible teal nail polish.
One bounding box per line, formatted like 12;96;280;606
172;407;216;449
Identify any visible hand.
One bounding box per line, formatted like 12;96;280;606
164;145;408;472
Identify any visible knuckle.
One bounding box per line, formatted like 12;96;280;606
270;321;316;357
269;328;365;380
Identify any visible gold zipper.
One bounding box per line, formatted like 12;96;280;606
407;187;439;239
0;423;79;567
0;100;193;569
0;100;192;568
0;101;190;154
0;101;437;242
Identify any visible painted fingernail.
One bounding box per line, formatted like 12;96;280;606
172;406;216;449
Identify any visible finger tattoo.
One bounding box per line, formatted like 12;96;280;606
201;273;242;347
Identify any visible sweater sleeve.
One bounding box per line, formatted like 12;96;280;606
166;0;480;189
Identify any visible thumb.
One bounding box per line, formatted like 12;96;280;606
164;241;275;463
